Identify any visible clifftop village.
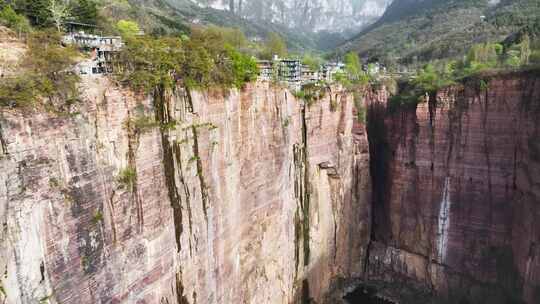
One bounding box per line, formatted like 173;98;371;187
62;23;384;91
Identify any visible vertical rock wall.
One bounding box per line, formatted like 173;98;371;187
157;82;370;304
365;71;540;304
0;77;177;304
0;78;370;304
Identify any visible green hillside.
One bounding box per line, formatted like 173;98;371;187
340;0;540;67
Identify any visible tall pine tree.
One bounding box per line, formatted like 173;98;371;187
71;0;97;25
18;0;51;27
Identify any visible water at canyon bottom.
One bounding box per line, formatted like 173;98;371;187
344;286;395;304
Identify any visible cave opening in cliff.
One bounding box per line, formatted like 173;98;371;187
344;285;396;304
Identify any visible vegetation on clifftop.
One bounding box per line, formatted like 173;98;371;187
341;0;540;69
115;26;259;93
389;34;540;108
0;30;79;108
0;0;264;108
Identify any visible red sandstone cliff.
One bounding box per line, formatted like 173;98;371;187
0;74;370;303
364;70;540;304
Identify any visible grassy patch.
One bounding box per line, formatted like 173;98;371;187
91;210;104;225
124;115;159;135
117;167;136;191
294;82;327;107
0;30;80;109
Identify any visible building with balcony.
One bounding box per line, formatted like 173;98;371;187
301;65;319;84
257;60;273;81
62;31;123;75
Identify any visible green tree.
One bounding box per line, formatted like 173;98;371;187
225;44;258;88
494;43;504;56
344;51;361;76
302;53;322;71
466;43;499;67
0;30;79;107
343;51;369;85
206;26;248;49
71;0;97;25
117;27;260;92
48;0;70;31
0;5;31;34
262;32;287;59
116;19;140;38
505;50;521;67
520;34;531;65
412;63;453;99
116;35;184;92
19;0;51;27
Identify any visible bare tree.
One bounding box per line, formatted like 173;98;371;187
521;34;531;65
48;0;71;32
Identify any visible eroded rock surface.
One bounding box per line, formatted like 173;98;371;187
364;71;540;304
0;76;369;304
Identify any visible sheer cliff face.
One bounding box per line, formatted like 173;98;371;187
0;76;370;303
187;0;391;32
365;71;540;303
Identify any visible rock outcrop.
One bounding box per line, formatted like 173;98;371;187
0;75;370;303
364;70;540;304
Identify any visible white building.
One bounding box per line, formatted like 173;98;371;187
301;65;319;83
320;62;345;82
63;32;123;75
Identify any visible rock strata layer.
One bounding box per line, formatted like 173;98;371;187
0;77;370;304
364;71;540;304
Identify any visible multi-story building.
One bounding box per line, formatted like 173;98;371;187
62;31;123;75
301;65;319;83
257;60;274;81
257;56;343;90
256;56;301;89
278;58;301;84
320;62;345;82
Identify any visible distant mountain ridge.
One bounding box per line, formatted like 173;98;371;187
130;0;392;51
175;0;391;34
111;0;356;51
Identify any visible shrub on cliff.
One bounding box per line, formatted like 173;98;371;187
225;44;258;89
70;0;98;25
117;167;136;191
12;0;51;28
0;30;79;108
116;19;139;38
333;52;371;89
388;63;454;108
0;5;30;34
116;35;184;92
294;82;327;107
413;63;455;96
116;27;259;93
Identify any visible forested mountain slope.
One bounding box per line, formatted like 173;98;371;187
340;0;540;65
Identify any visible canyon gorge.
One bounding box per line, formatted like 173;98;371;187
0;74;370;303
1;39;540;304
